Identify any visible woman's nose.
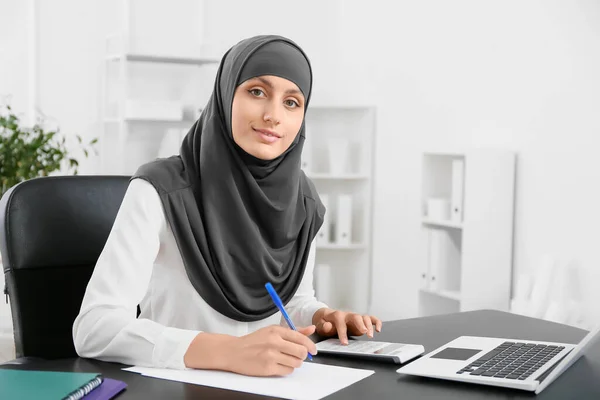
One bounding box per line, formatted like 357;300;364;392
263;102;281;125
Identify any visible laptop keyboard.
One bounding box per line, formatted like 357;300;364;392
456;341;565;380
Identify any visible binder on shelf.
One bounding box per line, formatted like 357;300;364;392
427;228;460;292
335;195;353;245
451;159;464;223
316;194;331;244
420;230;431;290
301;144;313;173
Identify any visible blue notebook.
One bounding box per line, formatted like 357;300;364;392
0;369;103;399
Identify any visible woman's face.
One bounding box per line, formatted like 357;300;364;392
231;75;305;160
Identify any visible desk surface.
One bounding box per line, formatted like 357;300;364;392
2;310;600;399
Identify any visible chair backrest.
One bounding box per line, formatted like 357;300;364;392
0;175;130;359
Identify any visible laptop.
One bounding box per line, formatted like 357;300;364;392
396;324;600;394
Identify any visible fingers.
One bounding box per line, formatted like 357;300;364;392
316;320;335;336
274;350;305;369
348;314;383;337
297;325;316;336
370;315;383;332
362;315;374;338
278;338;309;361
346;313;368;336
350;314;369;335
333;312;349;345
268;362;295;377
279;327;317;356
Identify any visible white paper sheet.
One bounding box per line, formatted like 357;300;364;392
123;362;374;400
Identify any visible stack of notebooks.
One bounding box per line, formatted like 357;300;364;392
0;369;127;399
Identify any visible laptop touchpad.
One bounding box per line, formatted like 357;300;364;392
431;347;481;361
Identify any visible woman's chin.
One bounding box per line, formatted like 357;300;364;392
248;144;281;161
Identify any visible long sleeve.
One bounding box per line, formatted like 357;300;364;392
284;239;329;328
72;179;199;370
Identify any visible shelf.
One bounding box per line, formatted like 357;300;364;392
316;243;367;250
106;53;220;66
423;151;466;158
104;118;196;124
307;173;369;180
420;288;461;301
308;104;375;110
422;218;463;229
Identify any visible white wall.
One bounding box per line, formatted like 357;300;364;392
0;0;120;173
0;1;31;116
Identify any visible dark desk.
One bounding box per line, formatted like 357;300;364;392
2;310;599;399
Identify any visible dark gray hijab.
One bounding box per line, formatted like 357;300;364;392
133;35;325;322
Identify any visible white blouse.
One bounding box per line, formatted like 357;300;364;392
72;178;328;370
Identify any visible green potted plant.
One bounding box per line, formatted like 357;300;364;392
0;104;98;199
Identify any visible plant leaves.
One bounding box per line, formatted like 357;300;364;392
0;103;100;197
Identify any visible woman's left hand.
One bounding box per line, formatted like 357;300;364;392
312;308;382;345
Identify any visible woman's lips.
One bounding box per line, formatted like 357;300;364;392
253;128;281;143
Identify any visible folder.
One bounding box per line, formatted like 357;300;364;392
301;143;313;173
0;369;109;400
421;230;431;290
335;195;353;245
428;229;460;292
451;159;464;223
316;194;330;244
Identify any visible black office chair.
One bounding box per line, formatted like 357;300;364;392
0;175;131;359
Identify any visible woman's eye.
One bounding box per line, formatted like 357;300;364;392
285;99;299;108
249;89;264;97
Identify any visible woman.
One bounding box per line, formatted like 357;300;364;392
73;35;381;377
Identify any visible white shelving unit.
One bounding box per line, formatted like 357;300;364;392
305;106;376;315
418;149;516;317
101;0;219;175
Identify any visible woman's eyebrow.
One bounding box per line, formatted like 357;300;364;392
255;77;302;96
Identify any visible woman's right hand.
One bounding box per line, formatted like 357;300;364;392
184;325;317;377
225;325;317;376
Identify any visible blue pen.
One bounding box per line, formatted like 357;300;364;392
265;282;314;361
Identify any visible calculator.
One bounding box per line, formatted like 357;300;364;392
315;338;425;364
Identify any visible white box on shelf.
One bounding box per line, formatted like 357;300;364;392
327;138;350;174
427;228;460;292
451;159;465;223
316;194;331;244
426;197;450;221
125;100;183;121
335;195;353;245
